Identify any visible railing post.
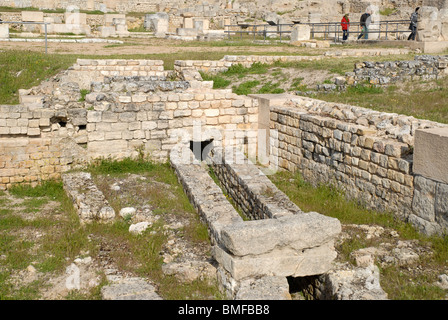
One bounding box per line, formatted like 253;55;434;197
336;23;339;42
44;23;48;54
385;21;388;40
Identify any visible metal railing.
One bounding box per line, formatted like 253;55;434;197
224;19;413;42
0;21;49;53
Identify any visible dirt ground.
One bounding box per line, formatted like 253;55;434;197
0;37;324;55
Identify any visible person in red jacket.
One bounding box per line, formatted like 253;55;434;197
341;14;350;41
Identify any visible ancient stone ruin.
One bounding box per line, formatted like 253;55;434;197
2;0;448;52
1;51;448;298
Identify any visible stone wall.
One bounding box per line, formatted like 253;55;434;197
0;105;76;189
0;59;259;190
262;94;448;235
209;147;300;220
346;54;448;85
174;50;411;76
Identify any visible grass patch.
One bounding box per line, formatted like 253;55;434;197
223;62;269;77
0;50;75;104
199;71;231;89
269;169;448;300
257;81;285;94
314;76;448;124
9;180;66;199
269;170;420;233
232;80;260;95
347;83;384;94
87;156;155;176
86;158;220;299
78;89;90;102
0;160;220;299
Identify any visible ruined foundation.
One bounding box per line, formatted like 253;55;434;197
1;53;448;298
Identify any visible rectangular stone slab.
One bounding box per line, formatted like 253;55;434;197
220;212;341;256
414;128;448;184
213;242;337;280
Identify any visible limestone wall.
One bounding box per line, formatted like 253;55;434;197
346;54;448;85
175;49;412;76
209;147;301;220
265;94;448;235
0;59;259;190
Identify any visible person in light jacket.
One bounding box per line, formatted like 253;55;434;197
357;11;371;40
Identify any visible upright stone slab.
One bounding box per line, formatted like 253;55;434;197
248;93;296;163
183;17;194;29
414;128;448;184
144;12;169;37
0;24;9;39
22;11;44;22
290;24;311;41
65;12;87;25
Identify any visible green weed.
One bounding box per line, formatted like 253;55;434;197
257;81;285;94
199;71;231;89
78;89;90;102
232;80;260;95
0;51;75;104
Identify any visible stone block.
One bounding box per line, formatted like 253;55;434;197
213;242;337;280
234;276;291;300
100;26;117;37
64;12;87;25
144;12;169;37
176;28;198;37
414;128;448;184
183;17;194;29
0;24;9;39
290;24;311;42
105;14;126;27
88;140;128;158
52;24;71;34
220;212;341;256
22;11;44;22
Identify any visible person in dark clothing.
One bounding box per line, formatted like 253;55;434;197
341;14;350;41
357;11;371;40
408;7;419;40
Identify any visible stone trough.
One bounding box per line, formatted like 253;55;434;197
170;144;341;299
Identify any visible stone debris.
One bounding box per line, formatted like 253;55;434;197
129;221;151;235
162;260;217;283
101;276;163;300
62;171;115;223
235;276;292;300
434;274;448;290
119;206;137;219
318;263;389;300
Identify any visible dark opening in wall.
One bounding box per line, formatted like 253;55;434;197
50;116;68;128
78;125;87;130
189;139;214;161
287;275;322;300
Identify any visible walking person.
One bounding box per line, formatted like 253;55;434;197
357;11;371;40
408;7;420;40
341;13;350;41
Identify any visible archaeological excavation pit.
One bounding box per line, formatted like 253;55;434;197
170;144;342;299
2;54;448;299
